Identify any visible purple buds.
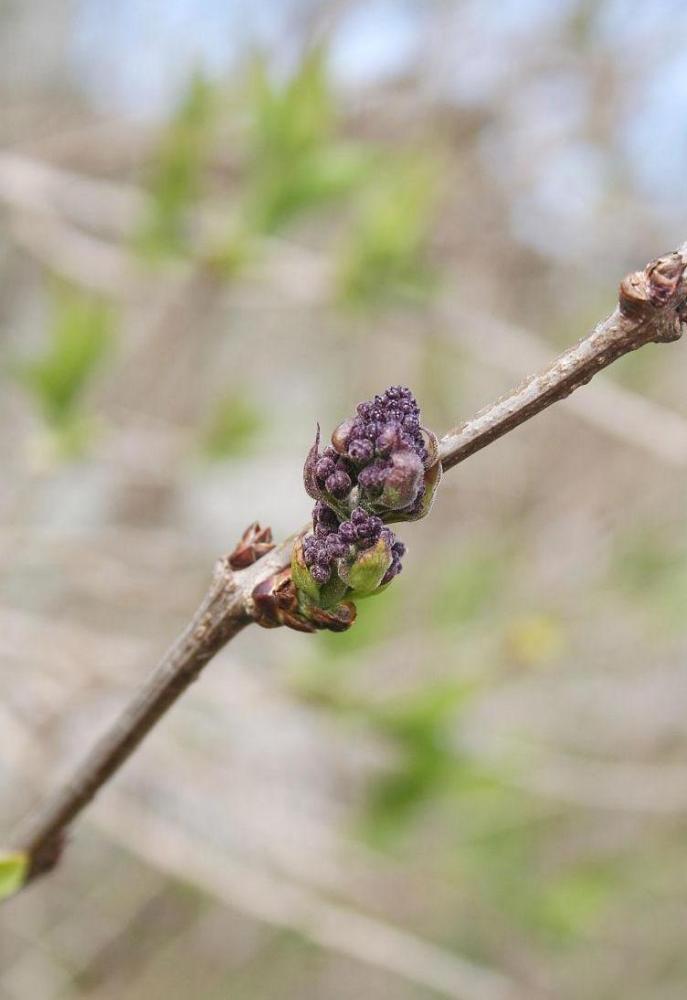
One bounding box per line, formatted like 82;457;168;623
296;386;441;628
325;470;352;498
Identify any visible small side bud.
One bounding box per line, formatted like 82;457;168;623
229;522;275;569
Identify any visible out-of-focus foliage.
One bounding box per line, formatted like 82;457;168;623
12;284;114;457
0;852;27;902
611;522;687;632
137;72;218;258
201;391;264;459
337;158;438;308
361;680;484;844
431;542;511;629
243;51;372;233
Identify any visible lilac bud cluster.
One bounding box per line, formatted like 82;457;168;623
332;387;429;513
299;386;439;608
306;386;432;514
346;386;427;466
303;504;404;586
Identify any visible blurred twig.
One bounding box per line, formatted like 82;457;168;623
90;790;526;1000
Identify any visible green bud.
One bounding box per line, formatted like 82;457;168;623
339;536;393;596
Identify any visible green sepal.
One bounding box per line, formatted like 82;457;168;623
348;580;391;601
338;537;392;595
317;572;349;609
291;536;321;602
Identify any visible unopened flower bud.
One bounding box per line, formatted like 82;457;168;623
325;470;352;498
375;421;402;457
311;564;330;584
348;438;374;463
315;456;336;482
380;449;424;510
338;520;356;543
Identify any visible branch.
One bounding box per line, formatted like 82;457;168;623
439;303;687;467
438;245;687;470
11;242;687;885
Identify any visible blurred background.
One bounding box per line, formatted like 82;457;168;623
2;1;687;998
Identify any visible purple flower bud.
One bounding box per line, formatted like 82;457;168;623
315;546;331;568
351;507;367;524
325;470;352;498
310;564;331;585
313;500;337;527
339;521;356;542
348;438;374;463
315;456;336;482
325;534;347;558
357;460;387;494
375;421;402;456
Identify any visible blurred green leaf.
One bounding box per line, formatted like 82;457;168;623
610;523;687;632
534;865;618;942
137;72;218;258
13;284;114;453
244;52;372;233
431;545;509;629
201;392;264;459
249;50;333;165
337;157;438;308
363;681;482;843
466;814;621;946
0;851;27;901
